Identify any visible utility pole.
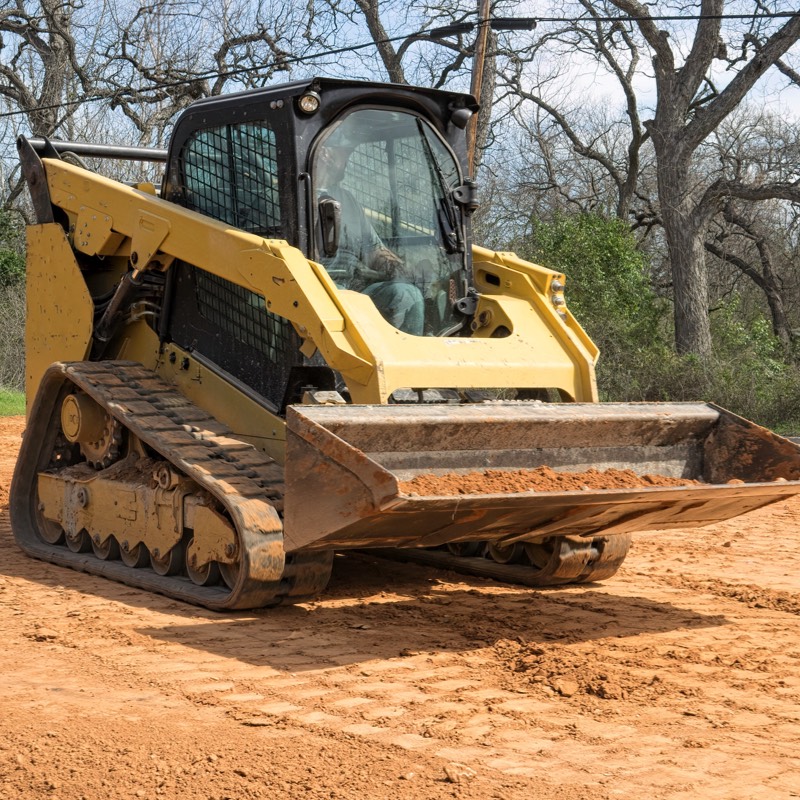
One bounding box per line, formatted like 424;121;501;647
430;10;534;176
466;0;491;177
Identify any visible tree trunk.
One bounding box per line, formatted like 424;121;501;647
666;220;712;355
657;156;713;355
764;285;793;357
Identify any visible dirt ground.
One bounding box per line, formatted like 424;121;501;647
1;414;799;800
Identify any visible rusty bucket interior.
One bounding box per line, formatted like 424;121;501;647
282;401;800;552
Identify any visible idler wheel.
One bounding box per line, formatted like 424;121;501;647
119;540;149;568
60;393;124;469
185;537;221;586
91;535;120;560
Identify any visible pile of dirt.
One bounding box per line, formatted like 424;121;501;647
401;466;700;496
493;638;668;703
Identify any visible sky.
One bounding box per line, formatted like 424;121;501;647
508;0;800;121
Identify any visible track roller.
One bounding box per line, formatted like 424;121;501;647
91;535;120;560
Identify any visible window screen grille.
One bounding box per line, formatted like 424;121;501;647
342;141;392;239
195;269;291;364
182;123;282;236
395;137;440;233
341;136;446;240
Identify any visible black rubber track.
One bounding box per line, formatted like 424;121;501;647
10;361;332;611
369;533;632;588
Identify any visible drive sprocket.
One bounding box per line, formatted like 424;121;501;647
60;391;124;469
79;413;124;468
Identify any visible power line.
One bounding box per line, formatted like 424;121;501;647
537;12;799;23
1;10;798;122
0;31;414;121
434;10;799;35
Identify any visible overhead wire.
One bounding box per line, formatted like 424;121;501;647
0;9;798;121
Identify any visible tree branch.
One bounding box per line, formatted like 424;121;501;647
685;13;800;150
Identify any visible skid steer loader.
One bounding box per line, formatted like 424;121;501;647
11;77;800;610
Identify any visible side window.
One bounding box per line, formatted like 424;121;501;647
172;121;294;408
181;123;282;236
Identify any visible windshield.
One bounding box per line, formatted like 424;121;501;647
312;109;467;336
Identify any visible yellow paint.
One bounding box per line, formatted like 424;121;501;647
36;158;599;420
25;225;94;416
185;501;238;567
155;340;288;463
37;468;186;554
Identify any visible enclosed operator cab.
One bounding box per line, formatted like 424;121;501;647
159;78;479;410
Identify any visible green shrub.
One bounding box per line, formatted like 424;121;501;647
513;213;670;399
518;214;665;341
512;213;800;431
0;249;24;287
632;304;800;432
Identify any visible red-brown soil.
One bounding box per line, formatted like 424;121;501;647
401;466;699;495
1;414;799;799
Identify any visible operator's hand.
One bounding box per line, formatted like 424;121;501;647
370;248;408;281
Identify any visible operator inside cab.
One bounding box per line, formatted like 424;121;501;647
312;109;467;338
314;137;424;335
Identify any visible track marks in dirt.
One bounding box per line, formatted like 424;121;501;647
3;406;800;799
658;575;800;615
4;537;799;799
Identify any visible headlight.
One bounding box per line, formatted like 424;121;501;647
298;92;321;114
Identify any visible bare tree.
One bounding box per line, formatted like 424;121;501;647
490;2;800;355
500;0;648;221
604;0;800;355
96;0;315;143
699;108;800;354
0;0;108;207
706;201;794;353
0;1;321;191
0;0;95;135
313;0;526;172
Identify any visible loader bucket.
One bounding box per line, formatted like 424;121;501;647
282;402;800;552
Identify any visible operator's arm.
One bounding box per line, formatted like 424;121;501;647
336;188;408;282
356;207;408;280
369;247;405;280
